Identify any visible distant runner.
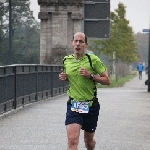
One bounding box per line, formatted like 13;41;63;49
137;62;144;80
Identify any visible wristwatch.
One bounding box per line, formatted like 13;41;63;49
90;73;94;80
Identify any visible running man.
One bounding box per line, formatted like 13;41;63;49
59;32;110;150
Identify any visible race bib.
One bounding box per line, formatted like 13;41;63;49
71;101;90;113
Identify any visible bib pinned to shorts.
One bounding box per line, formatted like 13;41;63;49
71;100;90;113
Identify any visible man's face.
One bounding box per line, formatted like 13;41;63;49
71;33;88;55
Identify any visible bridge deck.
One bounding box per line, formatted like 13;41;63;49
0;72;150;150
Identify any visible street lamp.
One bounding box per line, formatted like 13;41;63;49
148;29;150;92
142;28;150;92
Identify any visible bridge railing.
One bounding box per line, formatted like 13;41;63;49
0;64;68;114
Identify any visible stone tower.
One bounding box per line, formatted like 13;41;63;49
38;0;84;64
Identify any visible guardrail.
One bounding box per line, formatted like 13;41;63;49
0;64;68;114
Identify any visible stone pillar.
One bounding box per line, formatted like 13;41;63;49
38;0;84;64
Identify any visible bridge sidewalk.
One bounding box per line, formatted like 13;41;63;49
0;72;150;150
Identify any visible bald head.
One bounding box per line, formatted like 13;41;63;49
73;32;87;43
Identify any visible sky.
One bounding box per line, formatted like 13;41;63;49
30;0;150;33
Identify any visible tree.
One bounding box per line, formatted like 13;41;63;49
0;0;40;65
0;2;7;65
88;3;138;63
4;0;34;35
134;32;149;65
12;22;40;64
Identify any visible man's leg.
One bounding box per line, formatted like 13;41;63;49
83;99;100;150
66;123;81;150
138;72;140;79
139;71;142;80
84;131;96;150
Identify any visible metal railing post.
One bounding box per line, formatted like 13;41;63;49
14;66;17;109
148;30;150;92
35;65;38;101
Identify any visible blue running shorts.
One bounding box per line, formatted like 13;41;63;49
65;98;100;133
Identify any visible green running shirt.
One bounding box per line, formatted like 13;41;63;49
63;54;106;101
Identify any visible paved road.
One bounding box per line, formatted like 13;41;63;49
0;72;149;150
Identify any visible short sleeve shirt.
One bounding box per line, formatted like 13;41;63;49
63;54;106;100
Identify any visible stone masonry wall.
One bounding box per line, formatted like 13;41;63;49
38;0;84;64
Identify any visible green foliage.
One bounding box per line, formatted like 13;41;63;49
12;23;40;64
0;0;40;65
4;0;34;33
134;33;149;64
88;3;138;63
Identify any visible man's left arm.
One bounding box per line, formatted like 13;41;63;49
92;71;110;85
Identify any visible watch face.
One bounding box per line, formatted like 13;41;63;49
90;74;94;80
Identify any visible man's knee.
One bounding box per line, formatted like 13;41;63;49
66;124;81;148
84;133;96;150
84;140;96;150
68;137;79;147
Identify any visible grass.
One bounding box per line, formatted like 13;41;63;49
97;74;136;88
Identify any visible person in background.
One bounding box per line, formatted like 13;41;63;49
59;32;110;150
137;62;144;80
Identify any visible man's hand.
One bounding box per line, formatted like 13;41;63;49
80;67;90;79
59;69;67;81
